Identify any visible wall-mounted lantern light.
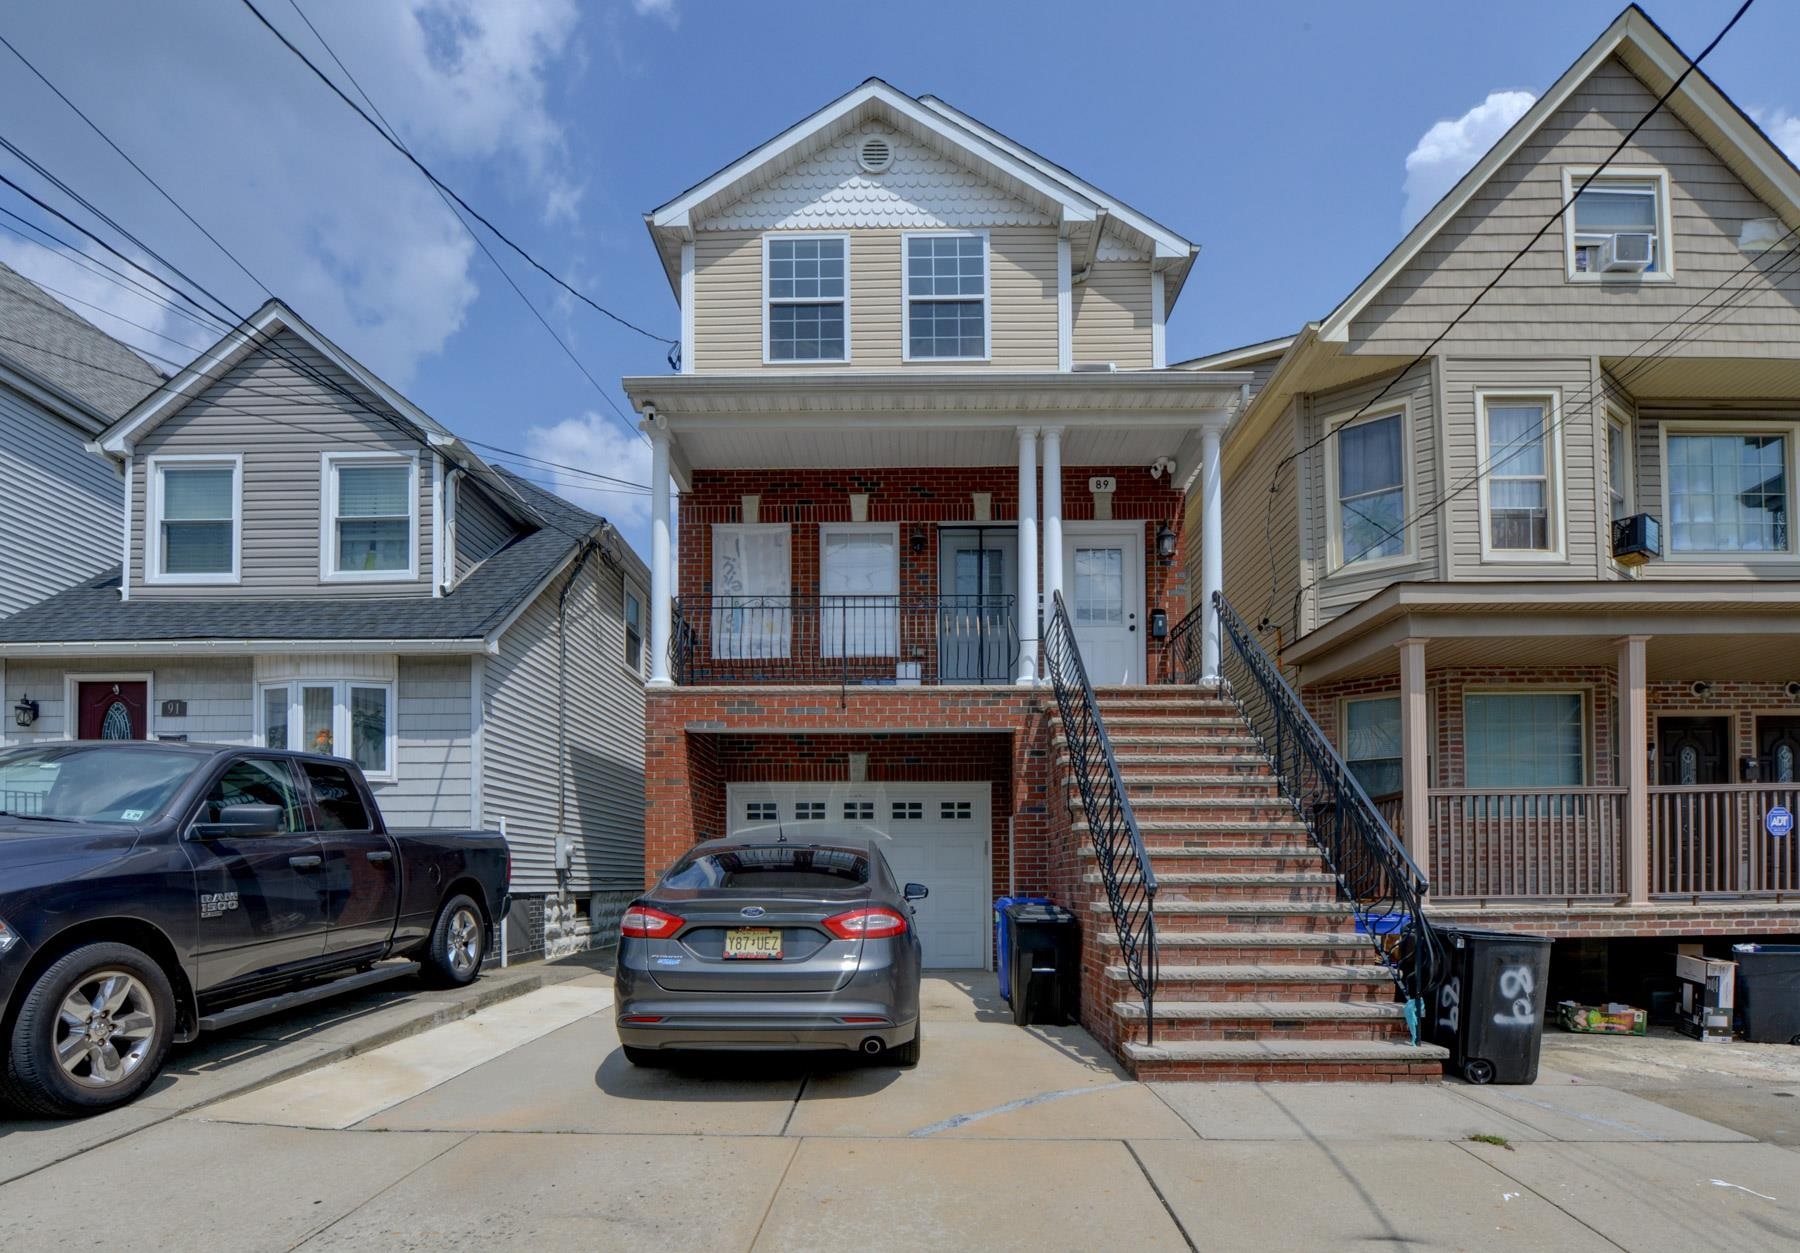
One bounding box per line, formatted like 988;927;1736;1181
13;696;39;728
1155;524;1177;563
910;527;927;555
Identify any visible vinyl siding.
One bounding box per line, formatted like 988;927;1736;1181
0;389;120;618
1071;261;1153;368
453;479;516;582
1301;363;1441;625
1216;401;1303;646
1439;357;1601;580
690;226;1060;371
378;656;473;826
480;553;645;896
2;656;253;746
1349;57;1800;358
130;331;435;598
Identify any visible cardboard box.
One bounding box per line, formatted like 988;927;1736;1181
1675;955;1736;1043
1558;1001;1648;1035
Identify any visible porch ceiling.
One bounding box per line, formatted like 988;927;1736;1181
666;421;1202;470
1606;356;1800;401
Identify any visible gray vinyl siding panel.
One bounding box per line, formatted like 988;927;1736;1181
454;481;516;581
1218;402;1303;643
375;656;473;827
130;331;435;598
0;390;120;618
1440;356;1601;579
1;656;252;746
480;555;645;896
1302;363;1441;626
1349;58;1800;358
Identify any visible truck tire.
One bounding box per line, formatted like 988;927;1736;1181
3;942;175;1118
420;893;486;988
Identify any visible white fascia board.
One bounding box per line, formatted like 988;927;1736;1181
481;532;601;652
0;638;491;658
651;80;1099;231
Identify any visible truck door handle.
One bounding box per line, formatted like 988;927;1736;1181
366;850;393;863
288;855;323;870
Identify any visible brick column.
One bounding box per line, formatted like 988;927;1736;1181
1398;637;1430;879
1618;634;1651;904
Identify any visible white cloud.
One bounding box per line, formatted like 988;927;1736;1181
523;411;653;556
1402;90;1536;227
1752;107;1800;167
631;0;679;28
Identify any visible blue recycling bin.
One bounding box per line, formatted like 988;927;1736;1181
994;895;1051;1001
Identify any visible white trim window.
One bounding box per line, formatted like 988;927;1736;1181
1607;413;1635;524
1327;408;1409;569
903;231;989;361
820;523;899;658
763;234;848;363
1562;167;1674;281
623;581;645;676
1478;393;1562;558
1663;427;1792;556
259;678;396;780
321;451;418;582
145;455;242;584
711;523;791;659
1342;695;1402;798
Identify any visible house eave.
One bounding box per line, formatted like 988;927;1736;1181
0;638;494;658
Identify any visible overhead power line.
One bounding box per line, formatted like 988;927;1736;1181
237;0;677;350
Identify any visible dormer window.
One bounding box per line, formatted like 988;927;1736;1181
145;454;241;585
904;232;989;361
321;451;418;582
764;235;848;363
1563;168;1673;280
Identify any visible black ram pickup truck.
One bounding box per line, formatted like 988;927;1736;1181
0;741;510;1117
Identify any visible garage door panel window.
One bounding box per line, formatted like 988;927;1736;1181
821;525;898;658
712;524;792;659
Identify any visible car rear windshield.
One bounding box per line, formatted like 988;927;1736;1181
663;845;871;891
0;745;204;824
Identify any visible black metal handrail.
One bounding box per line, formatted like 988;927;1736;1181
668;594;1018;687
1044;590;1159;1042
1161;602;1205;685
1213;592;1444;1023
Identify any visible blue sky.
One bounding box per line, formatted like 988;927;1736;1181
1;1;1795;560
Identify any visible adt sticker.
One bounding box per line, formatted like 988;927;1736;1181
1766;805;1794;838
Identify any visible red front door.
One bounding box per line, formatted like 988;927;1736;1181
77;681;148;740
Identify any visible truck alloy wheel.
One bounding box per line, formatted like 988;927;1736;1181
446;904;482;978
55;970;159;1088
420;893;486;987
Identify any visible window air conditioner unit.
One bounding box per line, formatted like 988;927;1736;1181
1612;513;1662;567
1071;362;1117;373
1603;232;1654;273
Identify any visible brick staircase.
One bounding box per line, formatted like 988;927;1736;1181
1060;686;1447;1082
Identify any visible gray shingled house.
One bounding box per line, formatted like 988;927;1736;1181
0;298;649;956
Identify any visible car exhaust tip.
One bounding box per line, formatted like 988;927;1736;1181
860;1036;885;1055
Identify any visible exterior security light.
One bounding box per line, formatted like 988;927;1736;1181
13;696;37;728
1155;524;1177;563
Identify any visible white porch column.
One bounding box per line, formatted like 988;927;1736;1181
1398;638;1431;881
1041;425;1064;615
647;425;674;688
1016;426;1039;685
1198;423;1224;682
1618;635;1651;904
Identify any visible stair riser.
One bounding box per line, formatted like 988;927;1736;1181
1128;944;1380;964
1088;853;1326;873
1105;783;1283;800
1108;979;1395;1002
1139;832;1317;851
1117;1020;1409;1043
1130;1060;1441;1083
1119;883;1340;903
1147;915;1360;933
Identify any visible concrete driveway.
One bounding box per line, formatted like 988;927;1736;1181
3;970;1798;1251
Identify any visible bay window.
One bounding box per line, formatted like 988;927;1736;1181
711;523;791;659
1664;430;1790;555
148;456;240;582
259;679;395;778
323;452;417;580
820;524;898;657
1331;410;1407;567
904;232;988;360
764;235;847;362
1480;394;1559;556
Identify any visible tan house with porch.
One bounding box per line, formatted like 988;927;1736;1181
1202;5;1800;951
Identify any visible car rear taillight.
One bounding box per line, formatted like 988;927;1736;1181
823;907;908;940
620;905;683;939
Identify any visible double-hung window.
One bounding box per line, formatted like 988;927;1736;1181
323;452;417;580
624;584;645;675
1664;429;1791;556
820;524;898;658
1480;394;1560;556
1564;169;1671;279
1342;696;1403;798
148;456;240;583
904;232;988;360
260;679;395;779
1607;416;1634;523
1331;410;1407;567
711;523;791;659
764;235;847;362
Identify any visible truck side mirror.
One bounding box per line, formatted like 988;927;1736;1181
192;803;284;839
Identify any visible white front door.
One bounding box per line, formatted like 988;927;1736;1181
1062;525;1144;684
726;781;990;969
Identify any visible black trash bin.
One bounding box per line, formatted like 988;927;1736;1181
1733;944;1800;1045
1429;927;1553;1085
1001;901;1080;1026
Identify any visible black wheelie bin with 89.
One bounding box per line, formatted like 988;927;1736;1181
1429;927;1552;1084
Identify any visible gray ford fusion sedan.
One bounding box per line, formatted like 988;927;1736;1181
614;837;926;1065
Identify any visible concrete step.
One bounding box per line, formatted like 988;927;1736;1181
1100;775;1283;795
1076;819;1311;839
1093;898;1358;933
1110;752;1273;770
1112;998;1411;1042
1105;964;1395;1002
1080;845;1323;872
1122;1038;1447;1082
1087;871;1340;903
1098;930;1381;965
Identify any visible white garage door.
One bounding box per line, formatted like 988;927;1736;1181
726;781;990;969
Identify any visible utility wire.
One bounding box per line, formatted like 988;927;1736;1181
237;0;677;349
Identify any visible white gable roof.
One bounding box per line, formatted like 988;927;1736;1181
1318;4;1800;344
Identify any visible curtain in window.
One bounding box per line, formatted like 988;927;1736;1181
1487;403;1550;549
336;464;410;572
1337;415;1404;563
262;686;289;751
1667;433;1788;553
161;466;234;574
350;685;388;772
821;530;897;657
712;526;791;659
1465;693;1583;788
1344;696;1403;797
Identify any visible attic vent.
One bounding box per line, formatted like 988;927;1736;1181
858;135;894;174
